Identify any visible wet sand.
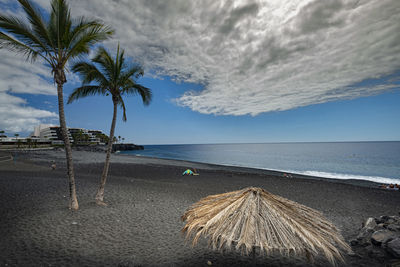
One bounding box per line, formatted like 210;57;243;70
0;150;399;266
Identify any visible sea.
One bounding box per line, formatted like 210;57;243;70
121;141;400;184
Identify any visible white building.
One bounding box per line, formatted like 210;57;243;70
31;124;105;144
32;124;54;138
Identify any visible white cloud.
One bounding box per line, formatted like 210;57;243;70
0;50;59;133
13;0;400;116
0;92;57;132
0;50;56;95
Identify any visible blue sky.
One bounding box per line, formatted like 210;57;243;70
10;75;400;144
1;0;399;144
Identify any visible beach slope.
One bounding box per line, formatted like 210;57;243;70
0;150;399;266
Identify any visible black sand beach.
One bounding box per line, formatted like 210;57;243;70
0;150;399;266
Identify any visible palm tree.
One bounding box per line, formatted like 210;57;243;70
14;134;21;148
112;136;118;144
26;138;32;148
0;0;114;210
68;45;152;205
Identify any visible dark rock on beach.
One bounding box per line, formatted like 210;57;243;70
371;230;394;246
387;238;400;258
112;143;144;152
352;216;400;262
363;217;377;229
72;145;107;153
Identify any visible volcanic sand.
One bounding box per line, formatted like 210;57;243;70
0;150;399;266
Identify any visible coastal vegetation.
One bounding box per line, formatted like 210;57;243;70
68;45;152;206
0;0;114;210
71;129;90;145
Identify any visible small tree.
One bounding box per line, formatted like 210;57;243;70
68;45;152;205
26;138;32;148
96;133;109;144
15;134;21;148
83;132;90;143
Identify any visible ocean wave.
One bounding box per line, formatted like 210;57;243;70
206;163;400;184
292;170;400;184
122;150;400;185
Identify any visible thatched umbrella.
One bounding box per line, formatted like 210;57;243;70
182;187;351;265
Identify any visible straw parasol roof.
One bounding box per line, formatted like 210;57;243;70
182;187;352;265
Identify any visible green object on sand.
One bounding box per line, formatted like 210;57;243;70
182;169;199;176
183;169;194;175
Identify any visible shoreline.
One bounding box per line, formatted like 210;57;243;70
2;148;392;188
3;146;399;187
116;152;386;189
120;141;400;185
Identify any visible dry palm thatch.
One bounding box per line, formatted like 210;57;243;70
182;187;352;265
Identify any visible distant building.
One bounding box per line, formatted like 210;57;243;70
39;126;73;144
68;128;101;144
33;124;53;138
31;124;106;145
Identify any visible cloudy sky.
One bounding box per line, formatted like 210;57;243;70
0;0;399;143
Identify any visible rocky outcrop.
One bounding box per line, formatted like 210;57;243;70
350;215;400;262
387;238;400;258
112;143;144;152
72;145;107;153
364;217;377;229
371;230;394;246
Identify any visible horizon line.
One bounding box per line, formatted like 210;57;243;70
140;140;400;146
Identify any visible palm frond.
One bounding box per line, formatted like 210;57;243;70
122;80;152;106
66;23;114;62
115;43;125;79
71;61;108;86
92;46;116;82
48;3;58;49
67;85;104;104
18;0;53;49
66;17;111;50
50;0;71;52
0;32;40;62
116;94;127;121
0;13;50;57
118;65;144;85
182;187;352;266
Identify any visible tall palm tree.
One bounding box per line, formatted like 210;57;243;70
0;0;114;210
68;45;152;206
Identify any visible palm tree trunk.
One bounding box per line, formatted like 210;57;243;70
95;99;118;205
56;81;79;210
